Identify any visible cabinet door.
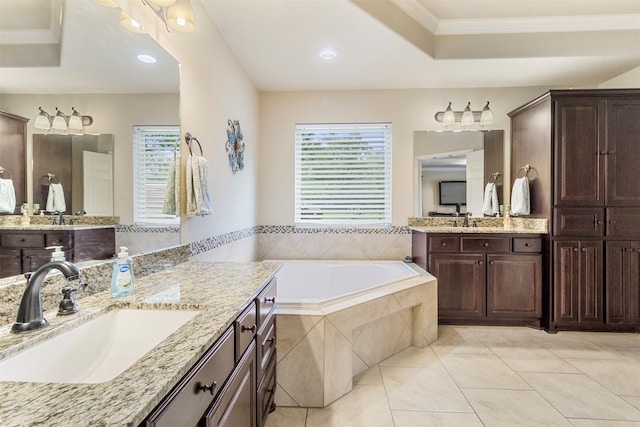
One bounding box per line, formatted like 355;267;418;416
0;248;22;278
429;254;485;318
205;342;256;427
487;254;542;319
411;232;427;270
606;241;640;325
554;99;605;206
554;241;603;324
606;99;640;205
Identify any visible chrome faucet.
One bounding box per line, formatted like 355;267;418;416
11;261;83;334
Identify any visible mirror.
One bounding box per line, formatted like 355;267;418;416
0;1;180;262
414;130;504;217
32;134;114;215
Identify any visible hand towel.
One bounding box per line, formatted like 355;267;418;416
46;182;66;213
162;153;180;216
511;177;530;216
186;154;214;217
0;178;16;214
482;183;499;216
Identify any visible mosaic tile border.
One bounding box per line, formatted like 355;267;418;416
256;225;410;235
189;227;257;256
116;224;180;233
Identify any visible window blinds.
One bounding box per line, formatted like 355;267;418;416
295;123;392;226
133;126;181;226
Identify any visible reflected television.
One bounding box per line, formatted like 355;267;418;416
439;181;466;212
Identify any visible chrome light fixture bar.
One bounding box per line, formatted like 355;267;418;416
434;101;494;128
33;107;93;134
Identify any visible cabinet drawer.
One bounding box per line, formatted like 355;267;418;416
145;326;235;427
428;236;459;253
554;207;604;237
256;278;277;332
45;232;73;249
236;302;257;362
513;238;542;253
257;353;276;427
2;233;44;248
606;207;640;238
258;316;276;380
461;237;510;253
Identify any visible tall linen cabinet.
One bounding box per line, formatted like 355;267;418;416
509;89;640;332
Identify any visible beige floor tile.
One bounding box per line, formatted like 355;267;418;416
379;345;440;368
430;326;493;355
305;384;394;427
463;388;572;427
566;358;640;396
568;420;640;426
354;365;383;386
438;353;531;389
540;334;620;360
468;325;547;347
393;410;484;427
380;365;474;412
492;345;581;373
521;372;640;420
264;407;307;427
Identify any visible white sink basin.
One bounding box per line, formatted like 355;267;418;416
0;309;198;384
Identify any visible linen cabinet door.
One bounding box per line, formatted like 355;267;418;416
429;254;485;319
554;241;579;324
605;98;640;206
577;241;604;324
606;241;640;326
487;254;542;319
553;99;605;206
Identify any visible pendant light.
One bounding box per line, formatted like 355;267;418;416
166;0;195;32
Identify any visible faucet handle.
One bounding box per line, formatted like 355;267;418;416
57;283;86;316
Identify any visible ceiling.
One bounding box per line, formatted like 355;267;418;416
0;0;638;94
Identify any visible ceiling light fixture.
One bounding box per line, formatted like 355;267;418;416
434;101;495;129
317;47;339;61
120;10;147;34
33;107;94;134
137;53;158;63
98;0;196;34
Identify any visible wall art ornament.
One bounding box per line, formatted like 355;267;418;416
225;119;245;174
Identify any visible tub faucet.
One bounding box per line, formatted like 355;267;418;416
11;261;83;334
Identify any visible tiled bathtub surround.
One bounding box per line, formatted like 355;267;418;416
116;224;180;256
276;272;437;408
0;245;190;326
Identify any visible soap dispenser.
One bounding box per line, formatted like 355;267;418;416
111;247;135;298
46;246;66;262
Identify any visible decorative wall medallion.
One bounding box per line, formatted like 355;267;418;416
225;119;245;174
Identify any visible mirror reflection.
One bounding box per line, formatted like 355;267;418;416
414;130;504;217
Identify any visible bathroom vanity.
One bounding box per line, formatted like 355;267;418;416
0;226;115;278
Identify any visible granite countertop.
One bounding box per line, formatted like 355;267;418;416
408;216;548;235
0;261;281;427
0;224;115;231
409;225;546;234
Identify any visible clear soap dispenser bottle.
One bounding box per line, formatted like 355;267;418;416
46;245;65;262
111;247;135;298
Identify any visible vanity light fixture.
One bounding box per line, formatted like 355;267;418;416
67;108;85;134
50;108;69;133
434;101;495;128
33;107;93;134
34;107;52;130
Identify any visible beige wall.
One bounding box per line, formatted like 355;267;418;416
599;66;640;88
257;87;548;226
0;93;178;224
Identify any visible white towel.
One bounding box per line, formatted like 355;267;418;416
511;177;530;216
482;183;499;216
186;154;214;217
46;182;66;213
0;178;16;214
162;153;180;216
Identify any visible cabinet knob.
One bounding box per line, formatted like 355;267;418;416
609;220;616;224
483;242;489;247
267;337;276;346
581;247;587;252
624;248;631;252
608;151;616;155
525;243;531;247
599;151;609;155
573;248;579;252
595;220;603;225
441;242;447;246
264;297;276;303
477;261;483;265
198;381;217;395
489;261;495;265
241;324;256;333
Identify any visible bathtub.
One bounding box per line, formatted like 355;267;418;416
269;260;438;408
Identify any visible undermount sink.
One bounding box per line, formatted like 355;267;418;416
0;309;199;384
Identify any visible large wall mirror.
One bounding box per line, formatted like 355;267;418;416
414;130;504;217
0;0;180;266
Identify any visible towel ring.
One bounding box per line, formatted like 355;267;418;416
185;132;203;156
47;173;60;184
517;164;531;178
0;167;11;179
490;172;500;183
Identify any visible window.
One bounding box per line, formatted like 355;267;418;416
295;123;392;226
133;125;181;226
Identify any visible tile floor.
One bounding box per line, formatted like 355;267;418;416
265;325;640;427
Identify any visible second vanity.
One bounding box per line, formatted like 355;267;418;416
0;261;280;427
411;217;548;328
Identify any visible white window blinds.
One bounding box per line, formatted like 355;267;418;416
295;123;392;226
133;126;181;226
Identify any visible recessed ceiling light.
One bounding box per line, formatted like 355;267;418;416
137;54;158;64
317;47;339;61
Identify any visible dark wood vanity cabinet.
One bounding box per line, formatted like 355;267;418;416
143;278;277;427
0;228;115;278
510;89;640;332
419;233;543;326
